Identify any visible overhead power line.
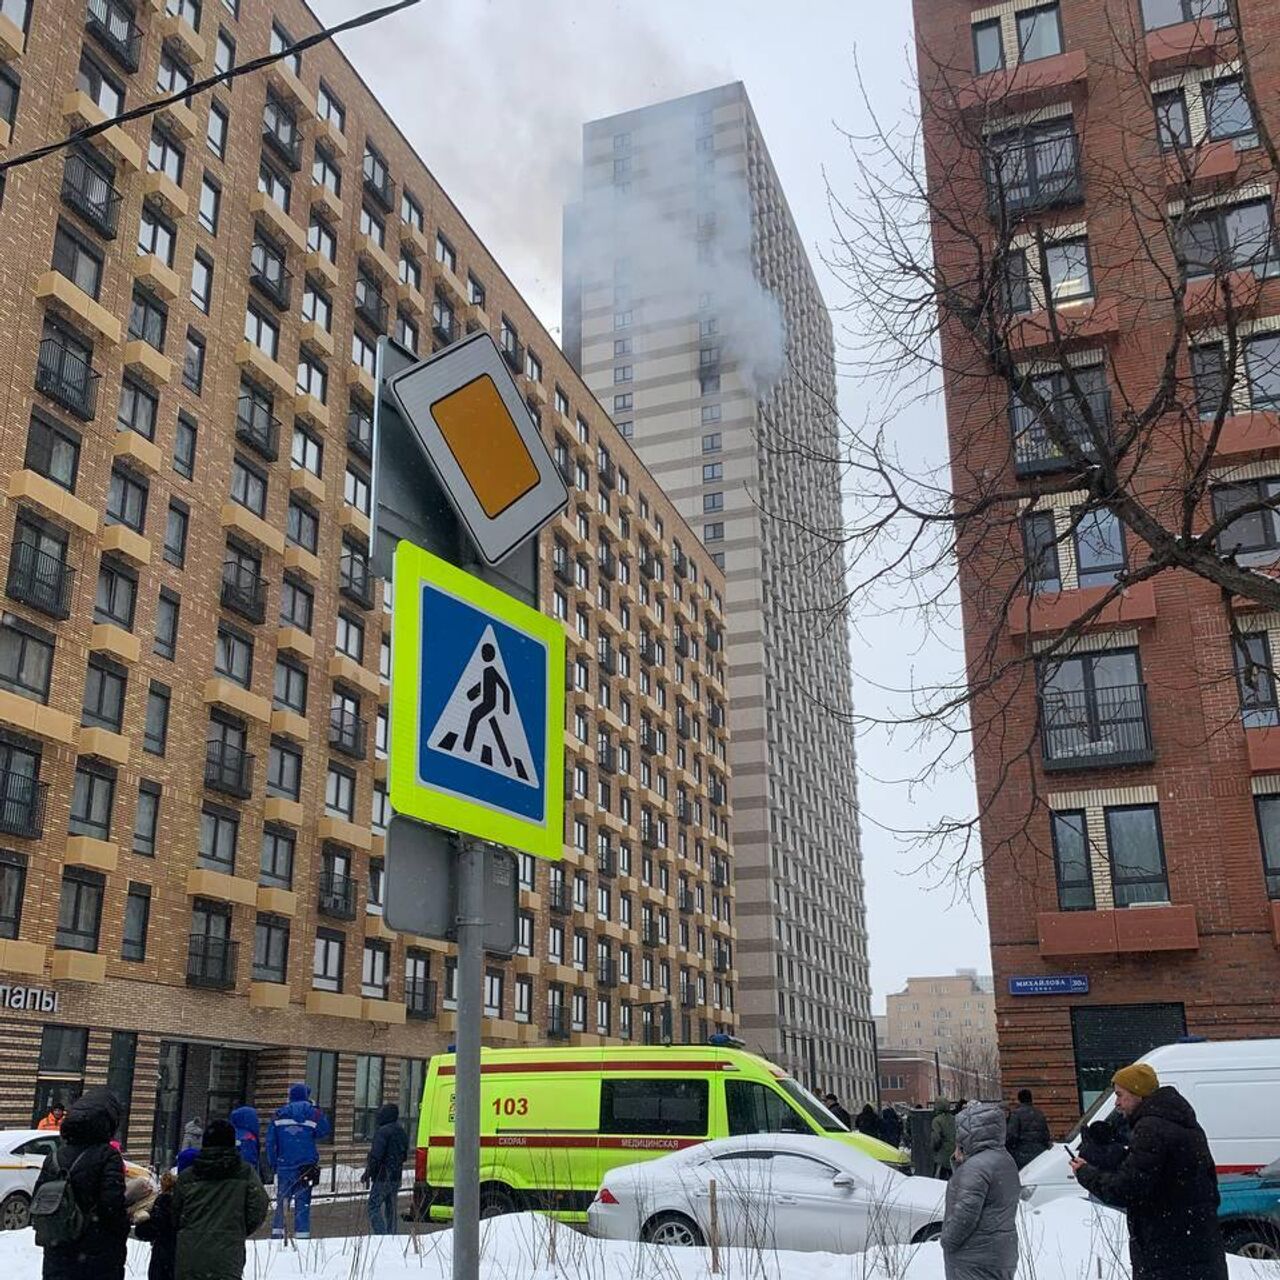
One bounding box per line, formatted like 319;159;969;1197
0;0;421;178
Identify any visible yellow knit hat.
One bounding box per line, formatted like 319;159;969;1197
1111;1063;1159;1098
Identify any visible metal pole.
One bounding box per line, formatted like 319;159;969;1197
453;840;485;1280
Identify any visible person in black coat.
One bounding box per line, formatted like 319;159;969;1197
854;1103;884;1140
1072;1064;1227;1280
1078;1117;1128;1172
361;1103;409;1235
823;1094;853;1128
33;1087;129;1280
880;1106;904;1148
1005;1088;1053;1169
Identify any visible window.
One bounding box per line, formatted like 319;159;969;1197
1154;89;1192;151
215;623;252;687
230;456;266;517
399;251;423;293
292;426;322;476
52;223;103;298
1073;508;1126;586
0;614;53;702
133;781;160;856
77;50;123;116
344;466;370;515
973;17;1004;73
128;289;166;351
401;190;423;229
0;850;25;940
215;28;235;73
267;739;301;800
1039;648;1146;764
599;1078;708;1136
351;330;376;375
1254;794;1280;898
244;306;278;360
254;914;289;983
121;883;150;961
182;329;205;393
308;217;336;263
154;589;179;659
286;500;318;553
703;492;723;513
280;576;313;633
199;174;220;233
1212;476;1280;556
1242;333;1280;411
206;100;227;159
160;501;188;567
69;762;113;839
1203;77;1257;146
260;826;294;889
1022;511;1061;592
325;764;355;819
25;413;80;491
92;557;135;630
397;311;419;353
435;233;456;273
197;803;236;872
147;128;183;183
1016;3;1062;61
353;1054;384;1140
143;681;170;753
313;929;343;992
1141;0;1228;28
258;159;290;212
336;611;364;661
362;941;389;1000
318;82;345;132
1010;363;1108;463
79;657;124;734
468;274;485;307
360;204;385;248
171;414;196;480
614;393;632;413
56;869;104;951
105;467;146;531
1177;199;1277;279
703;523;724;543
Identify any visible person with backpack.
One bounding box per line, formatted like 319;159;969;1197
171;1120;269;1280
361;1103;409;1234
265;1083;330;1240
31;1087;129;1280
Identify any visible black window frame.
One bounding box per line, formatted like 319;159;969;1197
972;16;1005;74
25;412;81;490
1104;803;1170;907
55;867;105;951
153;588;179;659
0;613;54;703
253;912;289;983
132;779;160;857
143;679;170;754
127;287;167;351
121;881;150;961
82;656;126;732
0;849;26;939
174;412;197;479
163;500;188;567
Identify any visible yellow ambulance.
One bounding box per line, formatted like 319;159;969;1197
412;1041;908;1221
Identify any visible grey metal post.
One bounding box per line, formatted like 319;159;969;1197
453;839;485;1280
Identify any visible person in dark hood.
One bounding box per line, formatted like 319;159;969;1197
1072;1064;1228;1280
228;1107;260;1175
823;1093;852;1128
854;1103;883;1140
1005;1088;1053;1169
171;1120;268;1280
941;1102;1020;1280
134;1149;199;1280
33;1087;129;1280
361;1103;409;1234
880;1106;904;1148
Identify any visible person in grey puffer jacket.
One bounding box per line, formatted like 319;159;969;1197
940;1102;1021;1280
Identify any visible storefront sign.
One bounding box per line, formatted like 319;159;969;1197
1008;974;1089;997
0;982;60;1012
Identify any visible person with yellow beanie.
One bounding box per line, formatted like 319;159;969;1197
1070;1062;1226;1280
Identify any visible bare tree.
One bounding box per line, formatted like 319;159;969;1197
798;0;1280;888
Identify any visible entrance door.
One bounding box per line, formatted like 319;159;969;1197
1070;1003;1186;1112
152;1041;189;1168
151;1041;257;1168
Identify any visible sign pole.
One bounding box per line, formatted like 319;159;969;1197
452;838;486;1280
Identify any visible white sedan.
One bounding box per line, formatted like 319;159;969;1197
0;1130;61;1229
588;1133;946;1254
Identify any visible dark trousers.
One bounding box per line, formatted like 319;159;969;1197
367;1179;398;1234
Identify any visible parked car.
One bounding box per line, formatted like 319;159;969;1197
1021;1038;1280;1205
1218;1156;1280;1260
587;1133;946;1253
0;1129;62;1228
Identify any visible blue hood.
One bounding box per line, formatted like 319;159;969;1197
229;1106;259;1132
277;1100;318;1122
288;1082;310;1103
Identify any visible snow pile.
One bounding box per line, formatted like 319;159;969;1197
0;1199;1270;1279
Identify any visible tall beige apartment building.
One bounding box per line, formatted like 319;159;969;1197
0;0;734;1166
884;972;999;1077
564;82;872;1102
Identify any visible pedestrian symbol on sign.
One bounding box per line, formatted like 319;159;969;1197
429;625;538;788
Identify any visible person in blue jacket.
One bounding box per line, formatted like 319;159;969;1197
265;1083;330;1239
229;1105;261;1174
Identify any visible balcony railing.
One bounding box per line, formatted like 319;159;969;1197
547;1007;570;1040
674;632;690;658
1040;682;1154;771
709;784;727;808
355;279;389;331
712;864;729;889
598;458;616;491
680;983;697;1008
710;703;725;729
639;555;659;581
36;336;100;421
676;713;691;740
1012;387;1112;476
432;315;455;346
677;802;691;825
362;156;395;211
0;771;46;839
235;393;280;461
706;629;722;653
556;457;575;488
713;950;732;973
597;958;617;989
640;922;660;948
638;639;655;668
339;551;374;608
9;540;74;620
596;849;616;879
204;740;254;799
597;744;616;775
672;550;688;580
61;152;122;238
639;728;657;755
501;340;523;376
329;708;368;760
187;936;238;990
220;560;267;624
641;828;660;850
250;241;292;310
86;0;142;71
553;559;575;587
406;977;438;1020
318;870;356;919
678;889;696;914
347;410;374;461
548;881;571;915
986;129;1084;221
598;549;617;582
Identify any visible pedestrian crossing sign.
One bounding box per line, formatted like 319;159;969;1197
390;541;565;860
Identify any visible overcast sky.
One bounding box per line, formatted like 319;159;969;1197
316;0;991;1009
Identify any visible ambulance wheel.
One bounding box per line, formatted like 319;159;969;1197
642;1211;704;1247
479;1183;518;1218
1225;1223;1280;1261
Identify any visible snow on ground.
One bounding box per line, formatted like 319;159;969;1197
0;1199;1272;1279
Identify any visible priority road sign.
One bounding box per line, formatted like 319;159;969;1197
390;540;565;859
386;331;568;566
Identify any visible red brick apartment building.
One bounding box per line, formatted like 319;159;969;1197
912;0;1280;1126
0;0;735;1164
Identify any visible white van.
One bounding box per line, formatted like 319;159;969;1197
1021;1038;1280;1205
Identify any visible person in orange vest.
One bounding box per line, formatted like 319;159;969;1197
36;1103;65;1131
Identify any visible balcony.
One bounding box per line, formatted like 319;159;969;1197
250;241;292;310
549;881;571;915
553;558;575;587
958;47;1089;113
713;949;732;974
220;560;268;624
597;849;616;879
339;550;374;608
61;153;122;239
676;713;691;741
262;105;303;171
347;410;374;462
86;0;142;72
362;156;395;211
7;543;74;621
640;923;660;949
709;784;727;809
235;394;281;461
1038;904;1199;957
641;828;660;850
639;728;656;756
355;279;389;331
674;632;690;659
432;315;455;346
187;936;238;990
0;771;47;839
406;977;438;1020
204;741;254;800
501;340;523;376
1040;683;1154;772
672;549;688;580
639;555;658;581
598;643;617;676
1146;17;1235;75
598;457;616;491
678;889;696;914
36;335;100;420
598;548;617;582
709;702;725;729
711;864;729;889
706;629;722;653
546;1007;570;1041
318;870;356;920
677;802;691;825
556;457;576;488
329;708;368;760
1012;388;1110;477
638;639;656;668
986;130;1084;222
597;958;617;989
597;744;616;775
680;982;697;1009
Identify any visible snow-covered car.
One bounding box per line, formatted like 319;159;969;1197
0;1130;60;1229
587;1133;946;1253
